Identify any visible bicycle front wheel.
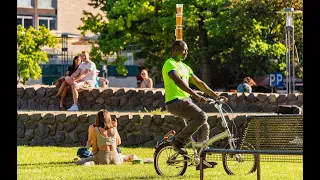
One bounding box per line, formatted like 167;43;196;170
154;143;188;177
222;142;257;175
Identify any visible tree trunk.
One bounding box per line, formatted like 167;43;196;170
198;16;212;87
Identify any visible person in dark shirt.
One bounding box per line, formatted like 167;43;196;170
55;56;82;110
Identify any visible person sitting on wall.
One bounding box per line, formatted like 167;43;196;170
65;51;97;111
140;69;153;88
236;77;256;93
94;69;109;88
55;56;82;110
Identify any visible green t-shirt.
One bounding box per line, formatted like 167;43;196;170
162;58;194;103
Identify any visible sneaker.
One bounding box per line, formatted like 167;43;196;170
67;105;79;111
83;161;94;166
196;160;217;170
169;138;187;155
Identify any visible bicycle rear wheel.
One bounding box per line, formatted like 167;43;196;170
154;143;188;176
222;142;257;175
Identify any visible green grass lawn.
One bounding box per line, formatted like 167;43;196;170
18;146;302;180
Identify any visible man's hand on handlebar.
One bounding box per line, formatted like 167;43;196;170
194;94;228;103
194;94;207;103
216;95;228;103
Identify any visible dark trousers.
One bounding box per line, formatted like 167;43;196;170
165;98;209;144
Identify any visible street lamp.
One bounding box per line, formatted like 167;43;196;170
61;34;68;52
277;8;302;94
61;34;68;76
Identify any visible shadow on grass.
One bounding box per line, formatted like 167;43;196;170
18;161;74;168
104;176;187;180
120;146;155;149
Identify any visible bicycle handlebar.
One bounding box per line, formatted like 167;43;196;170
206;98;226;104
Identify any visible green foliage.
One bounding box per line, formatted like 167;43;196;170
204;0;302;87
17;25;58;84
110;55;129;76
88;44;105;68
143;107;168;115
79;0;303;87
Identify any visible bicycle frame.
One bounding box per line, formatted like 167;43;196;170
184;100;237;155
154;98;256;177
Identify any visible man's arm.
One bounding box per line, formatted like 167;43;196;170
65;69;81;85
189;74;220;99
168;71;202;100
74;69;92;82
70;69;81;79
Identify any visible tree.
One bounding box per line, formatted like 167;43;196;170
79;0;302;88
204;0;303;88
79;0;230;86
17;25;58;84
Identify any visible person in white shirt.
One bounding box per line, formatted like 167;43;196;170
65;51;97;111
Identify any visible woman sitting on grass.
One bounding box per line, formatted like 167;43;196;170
75;109;122;165
76;117;136;164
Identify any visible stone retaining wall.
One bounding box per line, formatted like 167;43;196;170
17;85;303;112
17;112;256;148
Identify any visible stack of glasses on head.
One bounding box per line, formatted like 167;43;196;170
175;4;183;41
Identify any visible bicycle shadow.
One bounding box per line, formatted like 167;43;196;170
105;176;187;180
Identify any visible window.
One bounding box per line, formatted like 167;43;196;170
38;16;56;30
39;19;47;28
17;19;22;26
17;0;32;8
38;0;53;8
49;19;56;30
17;15;33;29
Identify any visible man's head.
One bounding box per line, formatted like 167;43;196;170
172;40;188;61
243;77;256;86
81;51;90;62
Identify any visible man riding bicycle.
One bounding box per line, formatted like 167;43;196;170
162;40;228;156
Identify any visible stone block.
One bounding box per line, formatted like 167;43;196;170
118;115;130;127
256;94;268;102
55;131;65;143
35;123;50;139
152;115;163;126
30;113;42;122
25;88;36;98
114;89;125;96
78;114;88;123
142;115;152;127
18;114;29;122
17;87;25;99
42;113;55;124
36;87;46;97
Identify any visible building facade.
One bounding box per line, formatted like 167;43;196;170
17;0;144;87
17;0;104;55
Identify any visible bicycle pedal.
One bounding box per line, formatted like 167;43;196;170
196;161;217;170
